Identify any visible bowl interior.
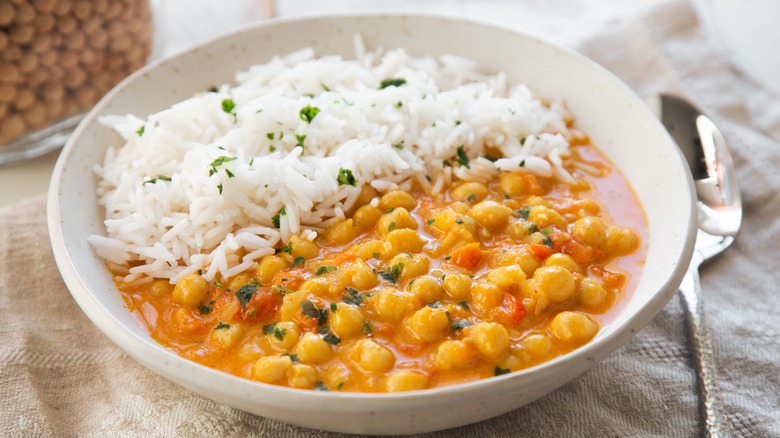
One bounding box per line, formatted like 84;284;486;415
48;14;695;435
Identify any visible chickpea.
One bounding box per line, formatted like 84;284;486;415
470;282;504;313
350;239;386;261
519;333;556;360
279;290;308;322
409;276;444;304
486;265;525;290
543;253;581;274
499;172;527;197
344;259;379;290
323;219;358;246
289;235;319;259
170;307;205;336
373;288;417;322
211;324;244;349
352;204;383;230
505;219;534;241
433;340;475;371
323;364;351;390
288;364;319;389
295;333;332;364
330;303;365;339
172;273;209;306
219;297;240;322
384;228;426;255
252;355;293;384
470;322;510;359
571;217;607;248
468;201;512;229
379;190;417;211
298;276;330;298
428;207;458;232
405;306;449;342
227;273;251;292
528;205;567;229
443;274;472;300
355;184;378;208
533;265;575;303
354;339;395;372
386;370;428;392
149;279;173;297
604;226;640;256
267;321;300;350
577;277;607;307
387;253;430;281
376;207;418;237
549;311;599;344
451;182;488;202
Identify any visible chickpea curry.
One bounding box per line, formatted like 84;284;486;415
117;141;646;393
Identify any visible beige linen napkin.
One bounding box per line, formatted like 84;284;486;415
2;2;779;436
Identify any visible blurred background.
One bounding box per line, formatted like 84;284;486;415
1;0;775;205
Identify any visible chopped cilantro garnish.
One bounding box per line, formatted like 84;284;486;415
378;263;404;284
215;322;230;330
272;207;286;229
281;353;298;363
282;240;293;254
425;218;435;226
269;145;276;152
343;287;363;306
518;207;531;220
541;227;553;235
363;320;372;334
315;381;329;391
372;252;380;259
451;320;472;330
379;78;407;89
266;132;275;140
466;194;477;202
225;169;234;178
299;105;320;123
292;256;306;268
457;301;469;309
387;221;397;232
300;300;321;319
456;145;470;169
213;279;225;289
295;134;306;150
455;218;464;225
143;175;171;185
217;183;223;194
337;168;356;186
197;269;203;275
262;323;276;335
495;366;511;376
207;85;219;93
330;302;337;312
395;101;403;109
519;159;526;168
209;156;237;176
136;125;145;136
323;333;341;345
526;223;539;233
315;265;337;276
198;303;211;314
221;98;236;114
427;301;442;308
393;141;404;150
273;327;287;340
542;235;554;248
235;284;257;306
320;83;331;91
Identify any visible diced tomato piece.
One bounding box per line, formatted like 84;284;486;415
529;243;555;259
506;293;526;324
451;242;482;270
239;287;280;322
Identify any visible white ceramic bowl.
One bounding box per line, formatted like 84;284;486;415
47;14;696;435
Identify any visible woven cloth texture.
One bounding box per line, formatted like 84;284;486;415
2;2;779;436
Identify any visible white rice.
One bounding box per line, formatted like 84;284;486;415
89;42;574;284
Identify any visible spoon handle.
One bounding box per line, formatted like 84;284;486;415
678;256;731;437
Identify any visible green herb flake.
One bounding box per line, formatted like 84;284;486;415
495;366;511;376
300;300;321;319
321;83;331;91
456;145;470;169
372;252;380;259
207;85;219;93
387;221;397;232
262;323;276;335
457;301;469;309
378;263;404;284
343;287;363;306
209;156;237;176
442;159;451;167
282;241;293;254
379;77;407;89
269;145;276;152
299;105;321;123
136;125;145;136
315;381;329;391
143;175;171;185
542;235;555;248
215;322;230;330
425;218;435;226
292;256;306;268
235;284;257;307
527;223;539;233
466;194;477;202
221;98;236;114
295;134;306;152
266;132;275;140
393;141;404;150
451;320;472;330
214;279;225;289
323;333;341;345
274;327;287;340
337;168;356;186
519;159;526;168
225;169;235;178
427;301;442;308
281;353;298;363
455;218;464;225
363;320;372;334
197;269;203;275
198;304;211;315
518;207;531;220
395;101;403;109
315;265;337;276
541;227;553;235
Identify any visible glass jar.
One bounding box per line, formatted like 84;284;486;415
0;0;153;165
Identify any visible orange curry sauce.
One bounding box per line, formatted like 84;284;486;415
116;140;648;393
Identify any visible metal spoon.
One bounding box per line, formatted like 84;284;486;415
646;93;741;437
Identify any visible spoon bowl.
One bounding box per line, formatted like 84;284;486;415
647;93;742;437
